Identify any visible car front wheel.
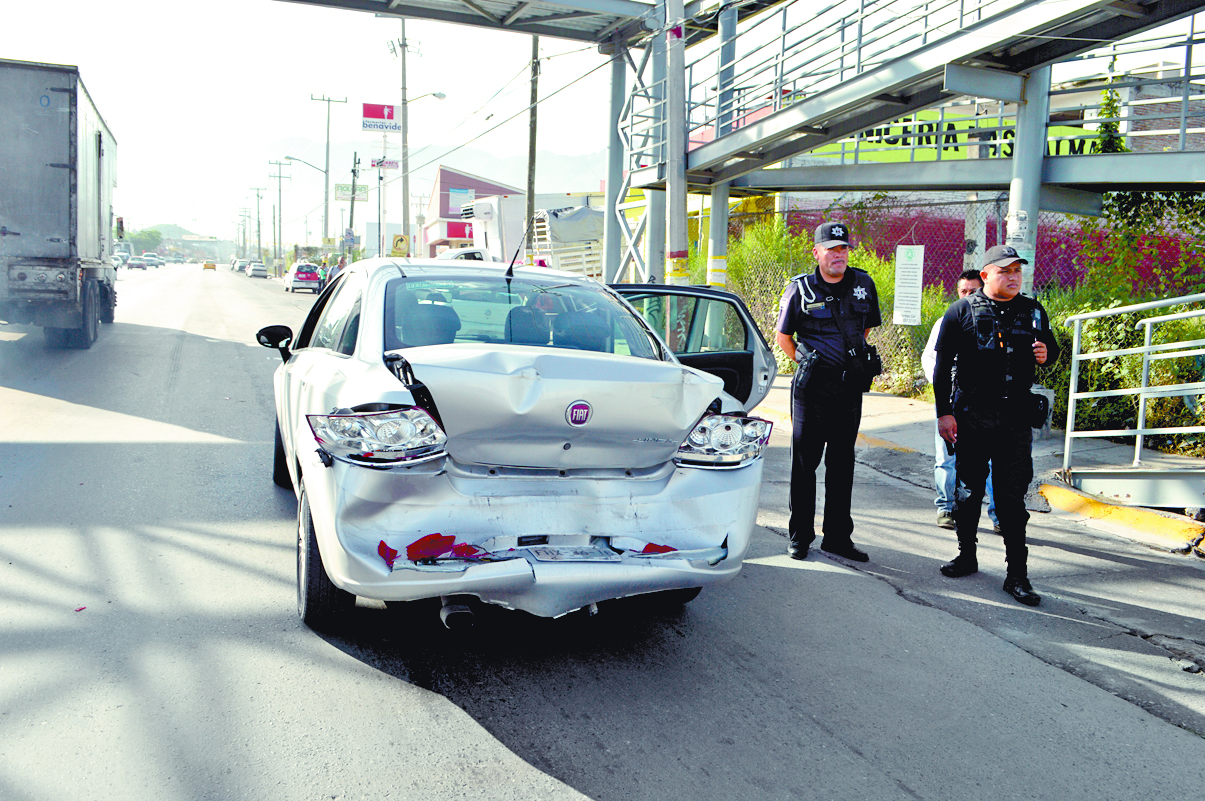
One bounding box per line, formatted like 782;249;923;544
297;479;354;628
273;421;293;489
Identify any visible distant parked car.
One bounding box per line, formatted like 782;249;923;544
246;262;268;279
232;259;249;272
126;257;147;270
284;263;321;293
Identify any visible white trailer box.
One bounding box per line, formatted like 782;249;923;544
0;58;118;348
464;195;526;263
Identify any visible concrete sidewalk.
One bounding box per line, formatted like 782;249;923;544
754;374;1205;557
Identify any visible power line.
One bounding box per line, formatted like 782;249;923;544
388;56;612;189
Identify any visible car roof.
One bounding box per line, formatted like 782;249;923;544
349;256;599;286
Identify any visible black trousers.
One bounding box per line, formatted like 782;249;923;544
952;406;1033;577
789;367;864;546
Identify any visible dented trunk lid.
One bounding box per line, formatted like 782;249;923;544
395;346;723;469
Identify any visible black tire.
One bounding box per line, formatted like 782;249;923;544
656;587;702;605
44;327;68;348
100;284;115;324
297;479;354;628
273;421;293;489
68;280;99;349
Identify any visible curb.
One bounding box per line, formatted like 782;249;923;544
755;407;918;453
1039;482;1205;550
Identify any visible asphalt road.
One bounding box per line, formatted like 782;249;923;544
1;264;1202;801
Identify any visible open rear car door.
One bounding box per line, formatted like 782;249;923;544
611;284;776;413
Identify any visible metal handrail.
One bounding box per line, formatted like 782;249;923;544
1063;292;1205;472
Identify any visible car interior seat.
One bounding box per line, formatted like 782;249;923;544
402;303;461;346
505;306;550;346
552;311;609;352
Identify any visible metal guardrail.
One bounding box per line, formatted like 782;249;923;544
1063;292;1205;473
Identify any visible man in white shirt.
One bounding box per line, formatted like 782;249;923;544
922;269;998;532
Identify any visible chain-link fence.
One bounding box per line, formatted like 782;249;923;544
690;191;1204;399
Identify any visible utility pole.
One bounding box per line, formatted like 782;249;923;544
268;160;291;276
346;153;360;257
310;95;346;246
526;35;539;259
238;207;251;258
251;187;266;263
399;19;410;256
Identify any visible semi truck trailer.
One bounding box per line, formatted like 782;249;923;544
0;58;118;348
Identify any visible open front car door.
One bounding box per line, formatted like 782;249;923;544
611;284;776;412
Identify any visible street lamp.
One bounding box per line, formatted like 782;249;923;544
401;91;445;257
286;155;326;248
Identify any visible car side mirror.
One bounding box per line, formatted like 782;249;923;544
257;325;293;363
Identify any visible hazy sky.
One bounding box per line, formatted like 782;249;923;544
8;0;614;243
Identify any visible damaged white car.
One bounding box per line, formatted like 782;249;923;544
257;258;776;629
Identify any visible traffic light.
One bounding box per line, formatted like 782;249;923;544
115;217;124;239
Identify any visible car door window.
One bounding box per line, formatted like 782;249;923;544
335;295;361;356
622;294;747;355
310;280;361;352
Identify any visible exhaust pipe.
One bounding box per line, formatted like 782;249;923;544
439;596;475;630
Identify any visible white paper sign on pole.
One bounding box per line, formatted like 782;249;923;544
893;244;925;326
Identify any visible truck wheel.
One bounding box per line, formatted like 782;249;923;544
44;327;68;348
68;280;99;349
273;421;293;489
100;285;116;324
297;479;354;629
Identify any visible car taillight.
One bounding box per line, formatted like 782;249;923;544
307;407;447;465
675;414;772;468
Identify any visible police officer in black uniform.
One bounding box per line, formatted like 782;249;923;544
932;244;1060;606
775;221;882;562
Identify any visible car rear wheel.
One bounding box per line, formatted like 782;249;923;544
656;587;702;605
273;421;293;489
297;479;354;628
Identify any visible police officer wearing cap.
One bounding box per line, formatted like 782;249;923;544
775;221;882;562
932;244;1060;606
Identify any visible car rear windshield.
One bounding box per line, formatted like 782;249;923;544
383;276;660;359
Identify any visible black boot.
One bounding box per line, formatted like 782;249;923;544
1003;576;1041;606
1003;542;1040;605
940;531;978;577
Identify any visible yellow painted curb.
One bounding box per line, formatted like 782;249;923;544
856;433;916;452
1039;482;1205;547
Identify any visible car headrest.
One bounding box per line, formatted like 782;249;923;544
505;306;550;346
403;303;462;346
552;311;609;352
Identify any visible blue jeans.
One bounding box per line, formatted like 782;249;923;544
935;423;997;525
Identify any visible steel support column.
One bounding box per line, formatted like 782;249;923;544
646;34;667;282
1007;65;1051;295
707;183;729;287
664;0;688;285
604;41;628;283
704;2;737;290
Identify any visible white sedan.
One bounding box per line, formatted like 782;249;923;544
245;262;268;279
257;258;776;629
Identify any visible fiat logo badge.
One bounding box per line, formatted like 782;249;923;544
566;401;592;427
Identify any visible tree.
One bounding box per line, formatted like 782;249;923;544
128;228;162;254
